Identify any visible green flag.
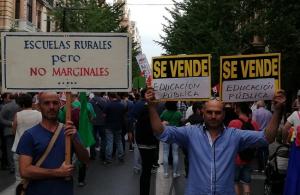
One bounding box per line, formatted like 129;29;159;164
78;92;95;147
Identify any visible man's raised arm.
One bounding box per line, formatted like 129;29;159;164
264;90;286;143
145;88;165;135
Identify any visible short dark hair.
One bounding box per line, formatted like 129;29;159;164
236;102;251;116
192;102;202;113
140;88;147;98
165;101;178;111
16;93;33;108
108;92;117;98
1;93;10;100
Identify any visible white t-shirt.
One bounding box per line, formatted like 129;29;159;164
287;111;300;142
11;109;42;152
185;106;193;120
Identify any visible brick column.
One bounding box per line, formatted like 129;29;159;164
32;0;36;25
19;0;25;20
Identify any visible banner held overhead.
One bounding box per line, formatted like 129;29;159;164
152;54;211;101
220;53;281;102
1;32;132;92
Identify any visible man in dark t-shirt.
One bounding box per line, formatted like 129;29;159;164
17;92;89;195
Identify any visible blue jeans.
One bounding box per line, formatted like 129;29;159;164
163;142;179;174
133;142;142;170
91;125;106;160
105;129;124;162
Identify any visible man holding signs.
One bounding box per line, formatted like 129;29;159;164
152;54;211;101
144;88;285;194
220;53;281;102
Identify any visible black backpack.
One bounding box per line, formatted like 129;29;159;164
238;118;256;161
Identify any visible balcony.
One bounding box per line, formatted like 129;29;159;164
14;19;37;32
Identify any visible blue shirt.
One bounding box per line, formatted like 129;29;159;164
252;107;272;130
159;125;268;195
16;124;73;195
104;99;126;130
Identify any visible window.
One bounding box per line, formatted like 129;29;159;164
27;0;32;22
46;16;51;32
37;10;42;29
15;0;20;19
47;0;54;6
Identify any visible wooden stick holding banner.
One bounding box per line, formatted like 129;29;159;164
65;92;72;165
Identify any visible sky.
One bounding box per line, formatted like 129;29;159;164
106;0;179;62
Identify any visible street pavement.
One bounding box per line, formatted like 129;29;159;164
0;143;268;195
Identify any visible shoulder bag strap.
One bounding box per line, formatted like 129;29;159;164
20;123;64;192
36;123;64;167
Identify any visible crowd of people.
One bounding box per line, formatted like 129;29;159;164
0;89;299;195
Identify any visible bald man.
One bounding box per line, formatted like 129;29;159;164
145;88;285;195
17;92;89;195
252;100;272;130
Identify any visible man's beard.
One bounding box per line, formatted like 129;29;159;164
42;113;58;121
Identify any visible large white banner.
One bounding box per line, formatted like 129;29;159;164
1;32;132;92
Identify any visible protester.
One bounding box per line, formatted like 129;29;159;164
291;89;300;111
17;92;89;195
89;92;108;161
59;92;95;187
128;88;159;195
0;93;19;173
119;92;134;151
0;93;12;170
160;101;183;178
252;100;272;172
12;93;42;181
103;92;126;164
177;101;188;119
283;109;300;194
223;103;238;126
184;102;194;120
228;102;260;195
182;102;204;178
252;100;272;129
184;102;204;125
145;88;285;194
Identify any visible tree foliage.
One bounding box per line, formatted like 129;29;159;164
158;0;300;94
52;0;126;32
51;0;141;81
263;0;300;96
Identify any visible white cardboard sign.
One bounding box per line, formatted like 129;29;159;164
136;53;151;78
1;32;131;92
153;77;210;100
152;54;211;101
222;78;275;102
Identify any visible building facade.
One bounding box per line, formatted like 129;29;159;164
0;0;55;32
113;0;141;50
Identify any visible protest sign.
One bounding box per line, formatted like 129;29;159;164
152;54;211;101
136;53;151;78
1;32;132;92
220;53;281;102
